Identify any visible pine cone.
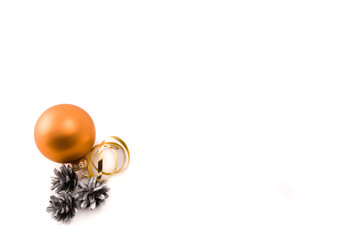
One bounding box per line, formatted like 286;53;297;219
75;177;110;210
46;192;77;223
51;165;78;193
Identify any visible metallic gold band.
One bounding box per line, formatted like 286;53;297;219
86;136;130;181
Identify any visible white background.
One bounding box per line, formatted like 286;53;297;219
0;0;360;239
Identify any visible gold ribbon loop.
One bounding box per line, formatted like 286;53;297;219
86;136;130;181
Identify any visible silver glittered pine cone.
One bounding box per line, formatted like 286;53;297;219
75;177;110;210
51;165;78;193
46;192;77;223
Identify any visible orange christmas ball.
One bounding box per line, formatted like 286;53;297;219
34;104;96;163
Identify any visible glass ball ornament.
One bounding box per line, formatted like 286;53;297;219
34;104;96;164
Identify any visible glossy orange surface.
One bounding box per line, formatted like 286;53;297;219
34;104;96;163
